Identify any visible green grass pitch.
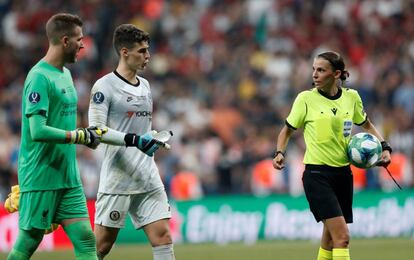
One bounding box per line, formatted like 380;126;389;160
1;238;413;259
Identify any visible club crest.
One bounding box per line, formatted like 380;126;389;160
109;210;120;221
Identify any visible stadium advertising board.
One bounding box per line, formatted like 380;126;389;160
1;191;413;251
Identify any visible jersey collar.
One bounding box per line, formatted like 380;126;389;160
317;87;342;100
113;70;140;87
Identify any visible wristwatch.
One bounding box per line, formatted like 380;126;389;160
381;141;392;153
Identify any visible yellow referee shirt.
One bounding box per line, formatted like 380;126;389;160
286;87;366;167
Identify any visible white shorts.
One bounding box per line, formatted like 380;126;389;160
95;188;171;229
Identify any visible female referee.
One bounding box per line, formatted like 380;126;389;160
272;51;392;260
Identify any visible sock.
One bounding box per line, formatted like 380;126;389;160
317;247;333;260
7;229;44;260
64;220;97;260
333;248;350;260
152;244;175;260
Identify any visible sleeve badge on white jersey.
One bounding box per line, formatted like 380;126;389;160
93;92;105;104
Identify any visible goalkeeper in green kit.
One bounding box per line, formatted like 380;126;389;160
6;13;105;260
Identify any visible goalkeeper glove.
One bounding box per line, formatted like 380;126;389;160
124;131;161;157
4;185;20;213
67;126;107;149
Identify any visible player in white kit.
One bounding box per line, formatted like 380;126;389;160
88;24;175;260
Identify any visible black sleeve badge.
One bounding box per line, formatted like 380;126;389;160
92;92;105;104
28;92;41;104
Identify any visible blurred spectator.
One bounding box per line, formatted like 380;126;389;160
1;0;414;201
170;171;203;201
251;159;284;196
379;152;412;191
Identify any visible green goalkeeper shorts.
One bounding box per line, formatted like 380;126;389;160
19;186;89;230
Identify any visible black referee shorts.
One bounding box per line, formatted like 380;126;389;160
302;164;353;223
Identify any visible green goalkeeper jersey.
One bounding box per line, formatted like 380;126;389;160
18;60;81;192
286;87;366;167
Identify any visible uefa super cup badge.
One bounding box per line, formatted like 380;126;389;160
93;92;105;104
29;92;41;104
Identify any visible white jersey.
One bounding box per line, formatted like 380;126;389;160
89;71;163;194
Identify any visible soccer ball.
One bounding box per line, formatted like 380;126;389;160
347;133;382;169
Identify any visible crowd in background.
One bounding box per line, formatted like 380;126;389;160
1;0;414;201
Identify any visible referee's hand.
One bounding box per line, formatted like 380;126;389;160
376;150;392;167
272;153;285;170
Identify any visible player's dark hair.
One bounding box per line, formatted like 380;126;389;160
45;13;83;45
113;24;150;56
317;51;350;85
